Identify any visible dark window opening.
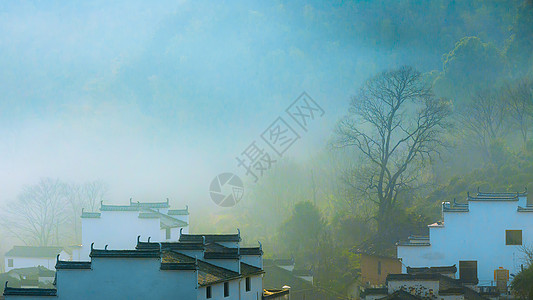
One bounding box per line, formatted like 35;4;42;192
506;230;522;245
377;261;381;276
245;277;251;291
166;228;171;240
224;282;229;297
459;261;478;284
8;259;13;268
206;286;212;299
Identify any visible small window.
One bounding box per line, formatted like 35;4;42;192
224;282;229;297
245;277;251;291
377;261;381;276
506;230;522;245
206;286;212;299
166;228;171;240
8;259;13;268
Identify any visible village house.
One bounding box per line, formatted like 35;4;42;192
74;199;189;260
397;190;531;289
361;265;490;300
4;247;69;272
3;232;289;299
357;251;402;287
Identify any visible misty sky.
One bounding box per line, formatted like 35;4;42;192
0;0;502;210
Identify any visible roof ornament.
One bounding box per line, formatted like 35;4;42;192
166;198;169;204
129;198;133;204
477;187;480;194
100;200;103;208
202;236;206;245
137;235;141;244
148;237;151;243
91;242;94;251
237;228;240;237
56;254;60;263
185;205;188;212
180;228;183;235
105;245;108;250
467;191;470;199
258;241;262;250
4;281;7;289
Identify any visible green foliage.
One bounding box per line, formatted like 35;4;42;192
425;141;533;217
511;263;533;299
435;36;508;102
278;201;325;263
506;1;533;77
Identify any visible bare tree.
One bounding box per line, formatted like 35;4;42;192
82;181;107;212
65;181;107;243
504;78;533;148
1;178;68;246
459;89;508;160
334;66;451;240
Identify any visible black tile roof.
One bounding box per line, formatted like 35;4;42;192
467;191;521;201
477;188;527;197
239;247;263;255
518;206;533;212
90;249;161;258
407;265;457;275
240;262;263;276
136;240;161;250
136;240;205;251
204;252;240;259
56;260;92;270
5;246;64;258
442;202;469;212
129;199;170;209
160;262;197;271
179;233;241;243
99;199;170;211
387;273;442;282
168;206;189;216
163;251;241;286
3;286;57;297
81;211;101;218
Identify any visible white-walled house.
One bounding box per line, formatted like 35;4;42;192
4;247;69;272
398;190;531;287
75;199;189;259
3;232;276;300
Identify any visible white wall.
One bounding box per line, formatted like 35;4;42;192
55;257;197;299
240;275;263;300
240;255;262;269
398;200;533;286
388;280;439;296
81;211;161;259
